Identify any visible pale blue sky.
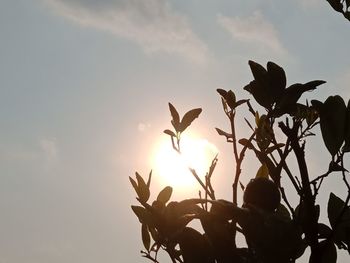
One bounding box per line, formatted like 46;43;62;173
1;0;350;262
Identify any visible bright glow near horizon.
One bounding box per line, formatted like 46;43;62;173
152;134;218;189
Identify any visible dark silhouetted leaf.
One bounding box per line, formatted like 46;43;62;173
129;176;138;194
328;193;350;244
244;80;273;109
320;96;346;156
163;129;176;137
147;170;152;188
179;108;202;132
327;0;344;12
141;224;151;251
276;81;325;115
226;90;236;109
216;88;228;99
238;138;254;149
136;172;150;202
328;193;346;228
249;60;268;84
344;100;350;152
234;99;248;108
157;186;173;204
169;103;180;131
267;61;286;101
131;206;153;225
319;240;337;263
318;223;332;239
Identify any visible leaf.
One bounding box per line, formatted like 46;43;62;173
141;224;151;251
226;90;236;109
249;60;268;85
267;61;286;102
147;170;152;188
168;103;180;131
256;163;269;178
179;108;202;132
328;193;350;244
131;206;153;225
163;129;176;137
234;99;248;108
328;193;346;228
129;176;138;194
326;0;344;12
319;240;337;263
320;96;347;156
344;99;350;152
238;138;254;149
244;80;273;109
136;172;150;203
318;223;332;239
216;128;233;141
157;186;173;204
216;88;227;99
178;227;215;263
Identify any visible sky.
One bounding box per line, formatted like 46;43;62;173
1;0;350;262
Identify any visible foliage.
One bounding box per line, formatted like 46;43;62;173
130;60;350;263
326;0;350;21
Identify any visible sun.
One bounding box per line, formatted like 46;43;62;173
152;133;218;190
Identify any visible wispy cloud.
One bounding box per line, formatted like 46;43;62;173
44;0;209;64
217;11;287;56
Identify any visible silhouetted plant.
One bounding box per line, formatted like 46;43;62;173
327;0;350;21
131;60;350;263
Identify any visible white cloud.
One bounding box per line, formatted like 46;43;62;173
217;11;287;56
44;0;208;64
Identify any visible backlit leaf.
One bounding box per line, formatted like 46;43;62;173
169;103;180;131
136;172;150;202
179;108;202;132
256;163;269;178
163;129;176;137
238;138;254;149
131;206;153;225
129;176;138;194
141;224;151;251
157;186;173;204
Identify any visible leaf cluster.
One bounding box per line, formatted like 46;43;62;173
131;60;350;263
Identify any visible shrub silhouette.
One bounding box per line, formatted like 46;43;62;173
131;60;350;263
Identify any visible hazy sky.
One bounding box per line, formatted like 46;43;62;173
1;0;350;262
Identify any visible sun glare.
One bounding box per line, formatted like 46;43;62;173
152;134;218;190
